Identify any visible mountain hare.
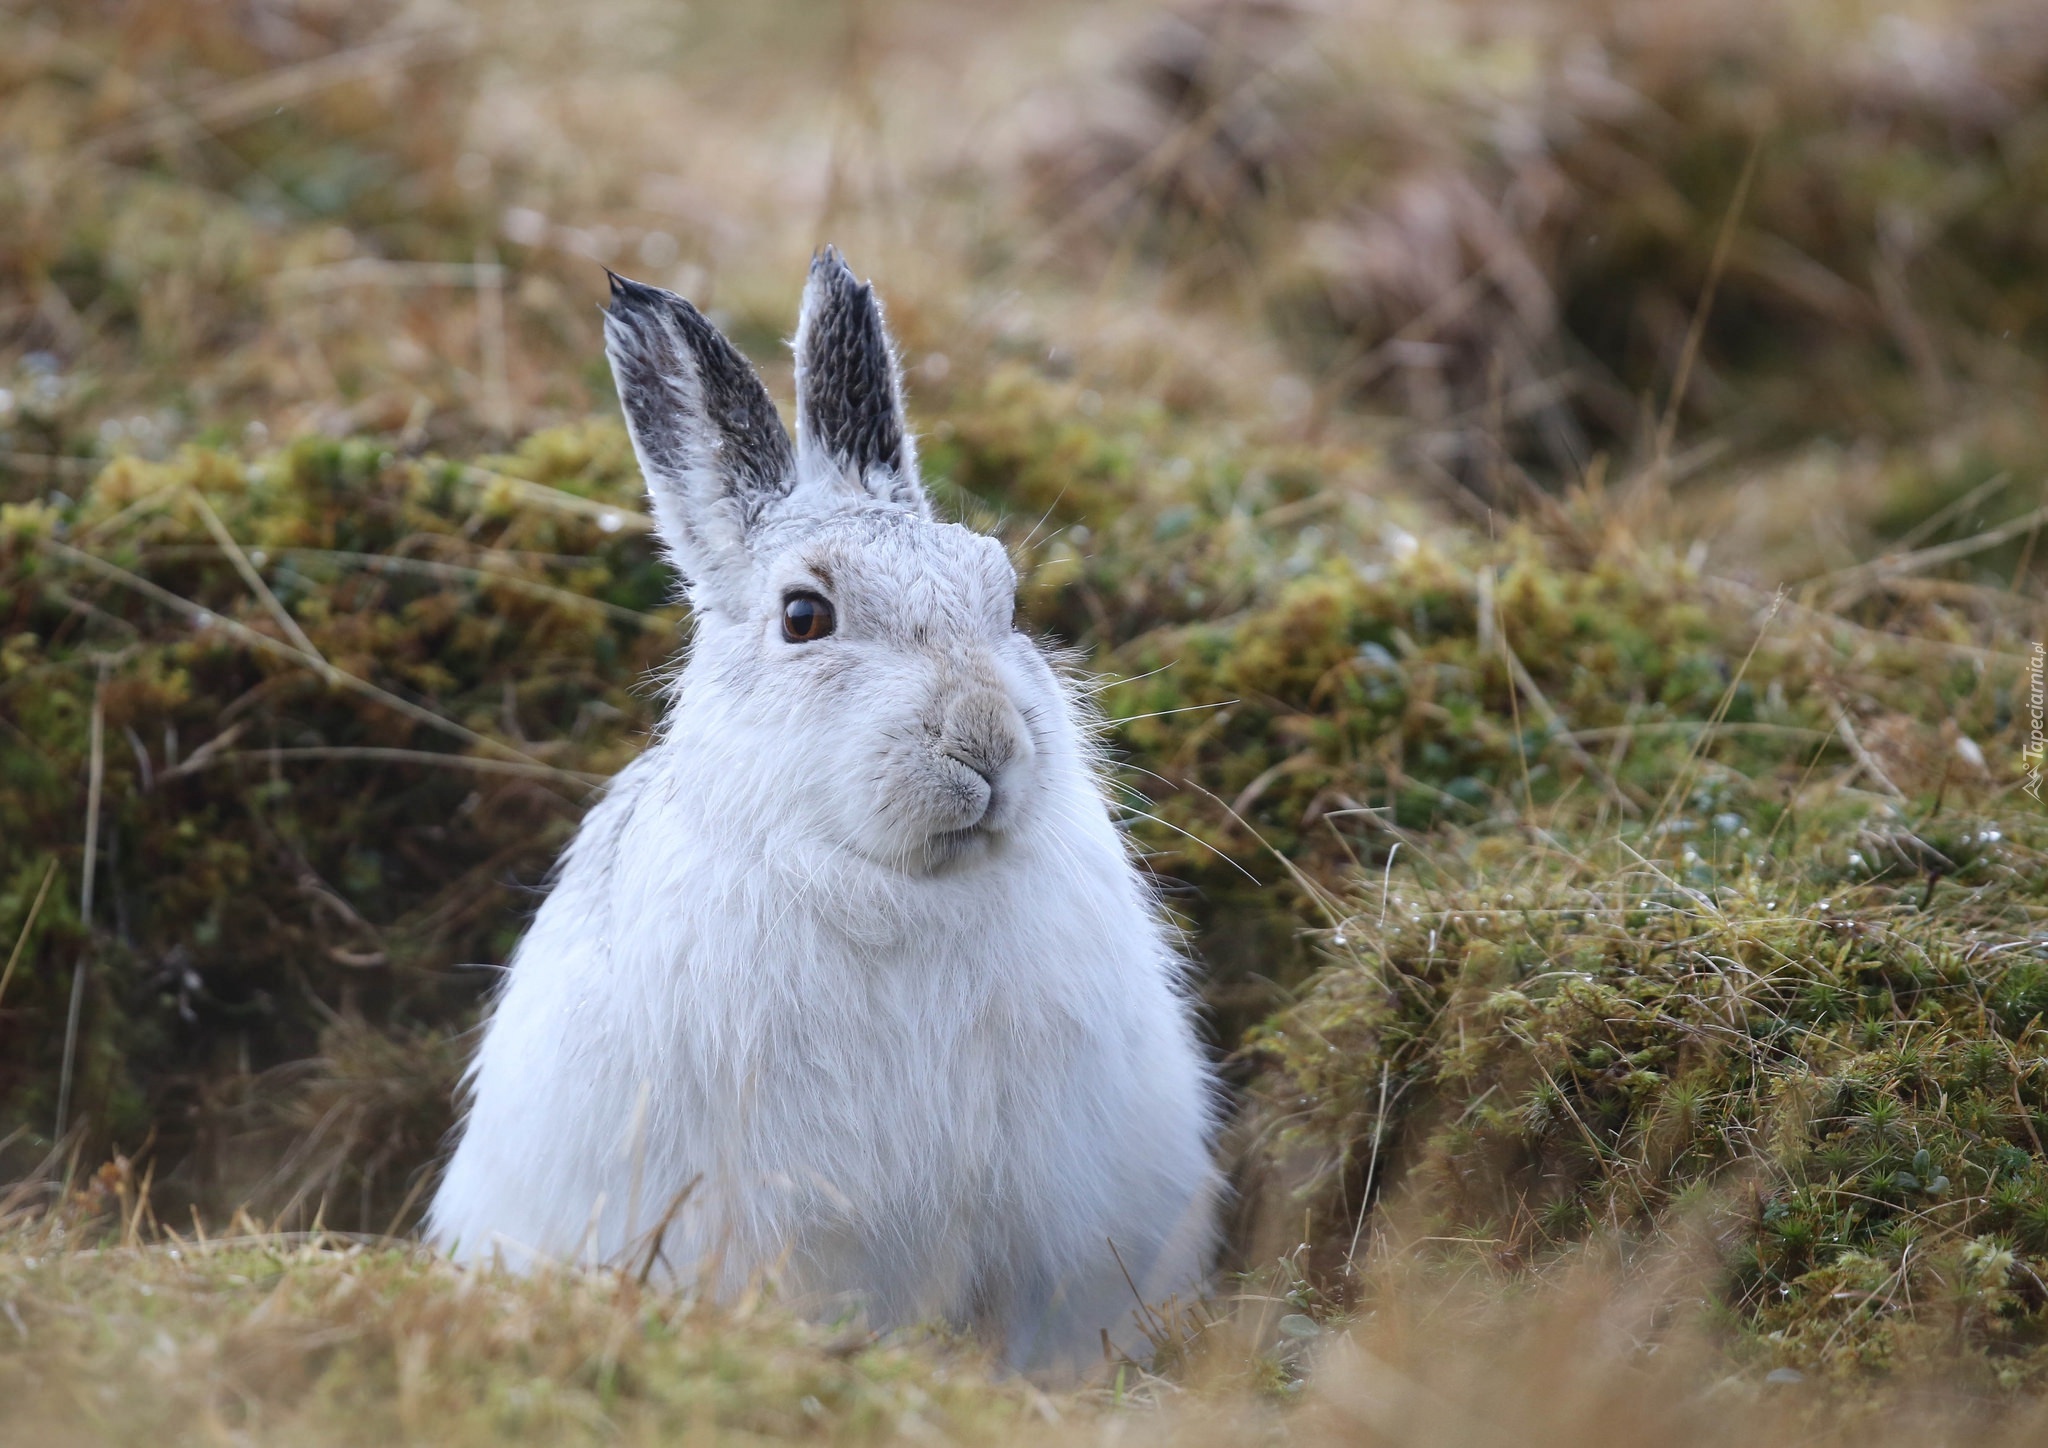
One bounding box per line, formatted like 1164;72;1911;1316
427;249;1221;1374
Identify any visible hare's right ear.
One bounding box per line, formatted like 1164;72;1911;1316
793;247;927;516
603;273;795;613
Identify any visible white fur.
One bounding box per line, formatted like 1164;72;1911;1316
426;260;1221;1375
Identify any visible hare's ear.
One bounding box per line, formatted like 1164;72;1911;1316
793;247;928;516
603;272;795;611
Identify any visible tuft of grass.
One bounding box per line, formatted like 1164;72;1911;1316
0;1208;1037;1445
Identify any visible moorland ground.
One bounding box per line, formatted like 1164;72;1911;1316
3;0;2047;1442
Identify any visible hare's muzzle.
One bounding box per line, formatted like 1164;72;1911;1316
935;687;1029;831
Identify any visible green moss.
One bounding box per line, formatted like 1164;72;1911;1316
1245;799;2048;1380
0;433;683;1219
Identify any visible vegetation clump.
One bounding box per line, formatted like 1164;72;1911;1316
1247;800;2048;1380
0;427;675;1214
0;1200;1035;1446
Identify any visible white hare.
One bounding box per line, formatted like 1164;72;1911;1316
426;249;1221;1374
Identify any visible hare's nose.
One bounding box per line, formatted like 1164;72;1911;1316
940;688;1026;785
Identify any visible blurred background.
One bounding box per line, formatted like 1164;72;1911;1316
1;0;2043;1253
8;0;2046;539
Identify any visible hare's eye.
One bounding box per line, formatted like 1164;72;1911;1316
781;592;835;643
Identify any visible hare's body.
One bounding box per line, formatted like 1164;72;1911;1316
427;254;1220;1373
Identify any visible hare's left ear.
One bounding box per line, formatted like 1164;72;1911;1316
793;247;928;516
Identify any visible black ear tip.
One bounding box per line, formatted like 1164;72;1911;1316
809;244;861;290
611;270;665;298
602;271;688;323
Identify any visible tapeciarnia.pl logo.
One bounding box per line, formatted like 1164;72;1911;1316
2027;640;2044;802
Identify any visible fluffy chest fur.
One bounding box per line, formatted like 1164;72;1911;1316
434;737;1192;1296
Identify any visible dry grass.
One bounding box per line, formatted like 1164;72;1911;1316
0;1193;1037;1445
15;1194;2048;1445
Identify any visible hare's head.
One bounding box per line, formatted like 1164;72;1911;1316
604;250;1063;876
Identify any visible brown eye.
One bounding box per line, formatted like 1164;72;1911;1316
781;592;835;643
